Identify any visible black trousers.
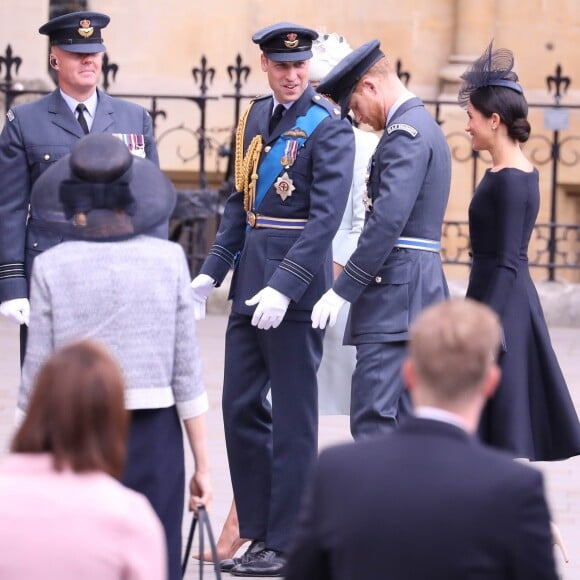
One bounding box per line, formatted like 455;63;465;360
123;406;184;580
222;312;323;552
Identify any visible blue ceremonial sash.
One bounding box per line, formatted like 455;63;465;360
254;104;330;211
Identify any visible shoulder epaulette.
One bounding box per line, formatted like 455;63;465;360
312;94;341;118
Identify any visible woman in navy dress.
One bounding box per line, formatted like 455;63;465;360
459;43;580;463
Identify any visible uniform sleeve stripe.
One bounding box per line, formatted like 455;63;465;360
345;261;370;277
344;262;372;285
279;262;311;284
211;244;236;260
0;264;25;279
343;268;369;285
282;259;312;279
207;245;236;267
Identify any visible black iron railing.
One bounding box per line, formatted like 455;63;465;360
398;59;580;282
1;46;579;279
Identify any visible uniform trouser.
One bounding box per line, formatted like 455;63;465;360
123;406;184;580
350;341;412;440
223;312;323;553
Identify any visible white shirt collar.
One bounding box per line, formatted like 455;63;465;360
386;90;415;125
272;98;291;114
60;89;98;127
414;406;468;432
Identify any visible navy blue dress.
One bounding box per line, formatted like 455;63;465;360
466;167;580;461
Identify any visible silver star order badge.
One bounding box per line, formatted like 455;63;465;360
274;171;296;201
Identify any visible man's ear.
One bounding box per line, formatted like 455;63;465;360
359;77;377;95
260;54;269;73
482;364;501;399
402;358;416;393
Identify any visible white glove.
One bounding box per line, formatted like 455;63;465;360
0;298;30;326
190;274;216;321
311;289;347;329
245;287;290;330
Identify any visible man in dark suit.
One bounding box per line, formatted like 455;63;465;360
311;40;451;439
190;22;355;577
286;298;559;580
0;11;158;339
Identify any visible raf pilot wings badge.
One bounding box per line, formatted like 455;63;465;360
283;128;307;139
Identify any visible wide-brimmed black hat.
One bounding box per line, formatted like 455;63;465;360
39;11;109;53
317;39;384;118
30;134;176;241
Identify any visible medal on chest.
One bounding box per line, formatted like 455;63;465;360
274;171;296;201
362;158;373;211
112;133;146;158
280;138;299;167
362;190;373;211
274;136;300;201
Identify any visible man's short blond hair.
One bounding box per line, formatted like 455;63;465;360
408;298;501;403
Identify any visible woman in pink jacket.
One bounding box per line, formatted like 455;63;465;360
0;340;167;580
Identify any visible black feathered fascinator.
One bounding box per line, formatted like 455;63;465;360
458;41;523;107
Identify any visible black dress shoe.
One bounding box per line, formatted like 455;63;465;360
230;549;286;577
220;540;265;572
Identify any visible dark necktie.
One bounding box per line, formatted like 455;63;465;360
76;103;90;134
269;104;285;133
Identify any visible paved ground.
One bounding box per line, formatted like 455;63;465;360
1;311;578;579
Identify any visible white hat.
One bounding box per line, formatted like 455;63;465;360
309;32;353;82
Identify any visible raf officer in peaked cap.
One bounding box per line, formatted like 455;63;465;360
311;40;452;439
191;21;355;577
0;11;159;362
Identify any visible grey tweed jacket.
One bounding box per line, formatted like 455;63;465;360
19;236;207;420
